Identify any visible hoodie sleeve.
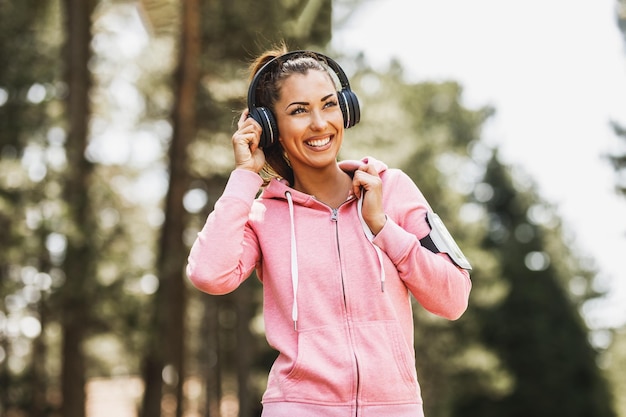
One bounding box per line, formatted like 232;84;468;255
186;169;264;295
372;169;472;320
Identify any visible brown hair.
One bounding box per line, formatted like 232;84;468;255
248;45;332;185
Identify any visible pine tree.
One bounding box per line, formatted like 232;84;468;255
455;153;616;417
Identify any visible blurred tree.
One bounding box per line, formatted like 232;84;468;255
609;122;626;195
139;0;201;416
609;2;626;194
0;0;65;415
606;2;626;416
605;327;626;416
453;153;616;417
609;0;626;206
57;0;98;416
3;1;155;415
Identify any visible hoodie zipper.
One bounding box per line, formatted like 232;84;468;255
330;206;360;417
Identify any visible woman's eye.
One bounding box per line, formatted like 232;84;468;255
324;100;338;109
290;106;306;115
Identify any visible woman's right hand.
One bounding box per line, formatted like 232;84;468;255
232;110;266;173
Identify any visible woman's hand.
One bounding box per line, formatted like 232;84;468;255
352;163;386;235
232;110;266;173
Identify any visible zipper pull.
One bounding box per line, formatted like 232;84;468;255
331;208;338;222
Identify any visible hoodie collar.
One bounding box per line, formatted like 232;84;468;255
261;156;389;203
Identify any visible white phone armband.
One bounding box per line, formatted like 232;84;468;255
419;211;472;271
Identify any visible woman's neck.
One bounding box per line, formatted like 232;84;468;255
293;165;354;208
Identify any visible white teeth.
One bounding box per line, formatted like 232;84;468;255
306;137;331;147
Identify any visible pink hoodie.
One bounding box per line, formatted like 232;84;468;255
187;157;471;417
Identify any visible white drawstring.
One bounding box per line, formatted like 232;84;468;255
357;195;386;292
285;191;299;330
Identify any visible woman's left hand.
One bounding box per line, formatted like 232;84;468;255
352;164;386;235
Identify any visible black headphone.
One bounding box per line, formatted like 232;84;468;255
247;51;360;148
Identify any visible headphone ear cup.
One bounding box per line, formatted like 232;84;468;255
338;89;361;129
346;90;360;127
249;106;279;148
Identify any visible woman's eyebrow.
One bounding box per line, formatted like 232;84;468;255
285;101;308;109
285;93;336;110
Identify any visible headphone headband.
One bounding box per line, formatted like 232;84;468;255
247;51;351;109
246;50;360;148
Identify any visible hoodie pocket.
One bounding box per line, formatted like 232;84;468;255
280;325;355;403
353;321;420;403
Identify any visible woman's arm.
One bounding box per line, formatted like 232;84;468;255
374;170;472;320
186;169;264;295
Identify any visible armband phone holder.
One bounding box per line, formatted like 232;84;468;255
419;211;472;271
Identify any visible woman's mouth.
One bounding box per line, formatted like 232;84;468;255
305;136;331;147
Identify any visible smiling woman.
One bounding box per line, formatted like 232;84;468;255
185;46;473;417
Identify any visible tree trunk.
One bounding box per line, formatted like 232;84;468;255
30;290;48;415
202;294;222;417
141;0;201;415
197;176;228;417
236;282;253;417
59;0;96;416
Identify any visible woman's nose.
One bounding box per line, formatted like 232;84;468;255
310;110;327;130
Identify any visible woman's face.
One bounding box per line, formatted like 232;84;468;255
274;70;344;172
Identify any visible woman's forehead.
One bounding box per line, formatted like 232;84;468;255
278;70;336;97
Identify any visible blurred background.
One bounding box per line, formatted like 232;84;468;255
1;0;625;416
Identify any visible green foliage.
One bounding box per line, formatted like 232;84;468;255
606;2;626;415
202;0;332;61
609;120;626;196
0;0;65;413
606;327;626;416
455;154;617;417
0;0;63;150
